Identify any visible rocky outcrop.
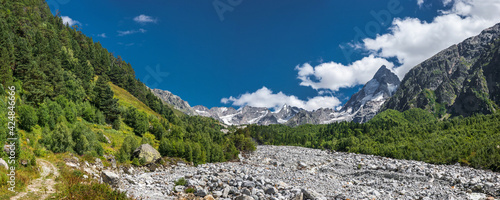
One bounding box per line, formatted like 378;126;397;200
117;145;500;200
133;144;161;164
382;23;500;117
151;88;197;115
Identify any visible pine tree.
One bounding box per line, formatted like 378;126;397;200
93;75;120;123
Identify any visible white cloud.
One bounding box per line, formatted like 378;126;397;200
417;0;425;7
117;28;147;36
97;33;107;38
298;0;500;92
364;0;500;78
296;55;394;92
221;87;341;111
61;16;81;26
134;14;157;23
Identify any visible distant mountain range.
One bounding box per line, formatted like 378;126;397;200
152;23;500;126
152;65;400;126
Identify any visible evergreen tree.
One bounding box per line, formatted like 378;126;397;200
93;75;120;123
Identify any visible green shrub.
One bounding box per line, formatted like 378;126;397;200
174;177;187;186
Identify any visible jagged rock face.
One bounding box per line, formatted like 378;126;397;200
382;23;500;117
286;65;400;125
151;88;197;115
285;108;338;127
340;65;400;123
193;105;302;126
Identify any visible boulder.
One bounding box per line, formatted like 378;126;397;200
292;192;304;200
302;189;326;200
133;144;161;164
0;158;8;170
102;170;120;187
235;195;255;200
265;187;278;195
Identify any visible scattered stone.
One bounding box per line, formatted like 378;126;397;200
265;187;278;195
0;158;8;170
235;195;255;200
115;145;500;200
65;162;78;168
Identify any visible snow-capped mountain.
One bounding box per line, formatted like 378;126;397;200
285;65;400;125
339;65;401;123
156;65;399;126
193;104;302;126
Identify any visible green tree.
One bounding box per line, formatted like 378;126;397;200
117;136;139;162
93;75;120;123
18;105;38;131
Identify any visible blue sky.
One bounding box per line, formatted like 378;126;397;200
52;0;500;110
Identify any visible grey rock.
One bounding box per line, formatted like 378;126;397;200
132;144;161;164
102;170;120;187
235;195;255;200
302;188;326;200
151;88;197;115
195;188;208;197
265;187;278;195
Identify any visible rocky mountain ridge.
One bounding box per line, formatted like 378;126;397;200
381;22;500;117
152;65;400;126
151;88;197;115
193;104;302;126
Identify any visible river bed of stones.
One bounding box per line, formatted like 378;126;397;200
115;145;499;200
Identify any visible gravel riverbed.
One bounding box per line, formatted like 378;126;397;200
117;145;500;200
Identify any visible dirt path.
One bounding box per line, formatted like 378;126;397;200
11;159;59;200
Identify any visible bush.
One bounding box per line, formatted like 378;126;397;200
175;177;186;186
117;136;139;162
42;122;73;153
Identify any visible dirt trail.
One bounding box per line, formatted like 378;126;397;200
10;159;59;200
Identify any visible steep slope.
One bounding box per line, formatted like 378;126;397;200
382;23;500;117
151;88;196;115
340;65;400;123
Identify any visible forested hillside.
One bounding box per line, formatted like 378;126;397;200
0;0;254;197
248;108;500;172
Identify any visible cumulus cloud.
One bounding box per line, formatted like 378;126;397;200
296;55;394;92
134;14;157;23
117;28;147;36
298;0;500;92
364;0;500;78
61;16;81;26
221;87;341;111
97;33;107;38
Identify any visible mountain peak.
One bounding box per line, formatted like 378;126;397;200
339;65;400;122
